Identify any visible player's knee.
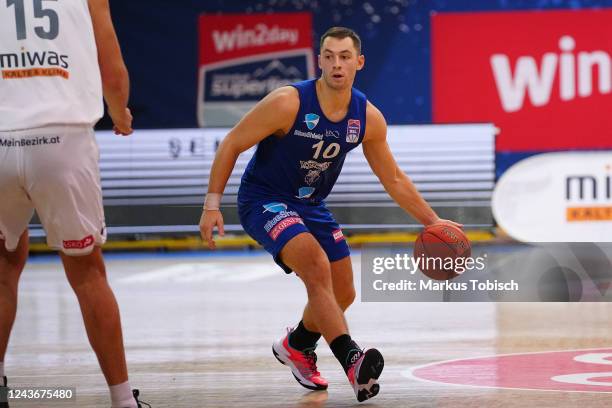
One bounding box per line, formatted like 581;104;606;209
0;257;27;278
297;254;332;290
336;286;356;311
0;247;28;286
67;270;107;296
64;253;107;293
0;266;21;293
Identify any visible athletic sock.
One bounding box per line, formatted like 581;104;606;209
289;320;322;351
330;334;363;374
110;381;136;408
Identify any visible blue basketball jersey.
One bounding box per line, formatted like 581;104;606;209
239;79;367;204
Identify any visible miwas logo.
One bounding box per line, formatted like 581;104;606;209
492;152;612;242
1;50;70;80
566;166;612;222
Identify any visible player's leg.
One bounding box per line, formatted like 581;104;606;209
0;136;36;407
0;231;29;408
300;256;355;337
282;256;355;387
281;235;383;401
271;233;339;391
287;204;382;401
280;233;348;343
0;232;28;365
60;249;142;408
291;205;355;349
280;235;358;374
26;127;142;408
239;198;382;400
61;249;127;383
238;200;331;390
330;256;357;311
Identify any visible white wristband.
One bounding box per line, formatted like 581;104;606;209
204;193;222;210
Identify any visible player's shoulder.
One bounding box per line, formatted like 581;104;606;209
365;100;386;124
260;86;300;115
364;100;387;141
87;0;109;12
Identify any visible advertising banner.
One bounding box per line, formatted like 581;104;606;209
197;13;315;127
432;9;612;153
492;152;612;242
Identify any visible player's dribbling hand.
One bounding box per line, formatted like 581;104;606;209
109;107;133;136
199;209;225;250
429;218;464;229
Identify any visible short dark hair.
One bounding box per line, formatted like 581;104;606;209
320;27;362;54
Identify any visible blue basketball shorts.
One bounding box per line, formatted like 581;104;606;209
238;197;350;273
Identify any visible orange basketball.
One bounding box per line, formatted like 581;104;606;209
413;224;471;280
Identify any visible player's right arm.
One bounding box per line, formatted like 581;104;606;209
88;0;132;135
199;86;299;249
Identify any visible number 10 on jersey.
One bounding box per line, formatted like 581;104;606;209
312;141;340;159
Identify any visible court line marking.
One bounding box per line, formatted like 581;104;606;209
403;347;612;394
7;371;264;379
116;262;280;284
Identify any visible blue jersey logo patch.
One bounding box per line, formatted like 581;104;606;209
296;187;315;199
304;113;320;130
262;202;288;213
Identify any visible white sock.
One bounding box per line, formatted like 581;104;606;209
109;381;136;408
0;362;4;378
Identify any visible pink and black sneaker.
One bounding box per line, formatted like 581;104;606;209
272;328;328;391
347;348;384;402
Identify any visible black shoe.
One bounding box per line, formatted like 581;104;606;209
132;389;151;408
347;349;384;402
0;376;9;408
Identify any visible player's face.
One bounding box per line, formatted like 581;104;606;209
318;37;364;90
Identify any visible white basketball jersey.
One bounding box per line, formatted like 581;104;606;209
0;0;103;131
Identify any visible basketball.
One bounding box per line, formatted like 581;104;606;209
413;224;471;280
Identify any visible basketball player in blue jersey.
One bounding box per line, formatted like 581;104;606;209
200;27;462;402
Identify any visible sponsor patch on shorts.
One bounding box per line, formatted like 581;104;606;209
332;229;345;243
269;217;304;241
63;235;94;250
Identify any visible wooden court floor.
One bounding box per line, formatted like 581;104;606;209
3;247;612;407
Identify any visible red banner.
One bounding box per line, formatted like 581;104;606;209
199;13;312;65
432;9;612;152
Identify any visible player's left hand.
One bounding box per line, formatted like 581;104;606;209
199;209;225;250
428;218;464;229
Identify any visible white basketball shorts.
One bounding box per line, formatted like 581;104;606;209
0;125;107;255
